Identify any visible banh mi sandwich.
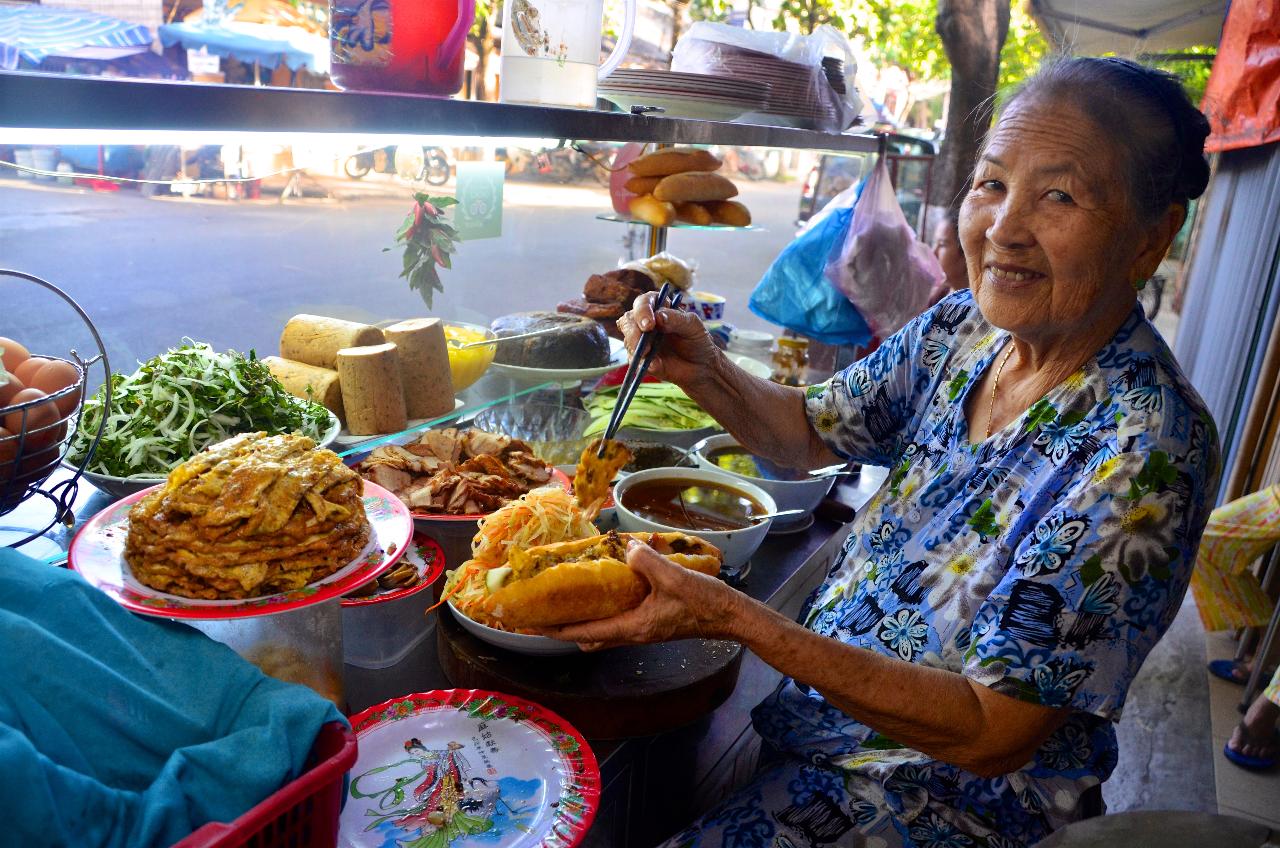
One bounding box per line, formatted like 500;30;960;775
481;530;721;629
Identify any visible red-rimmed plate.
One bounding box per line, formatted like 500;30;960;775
68;480;413;619
409;468;575;524
342;689;600;848
341;532;446;607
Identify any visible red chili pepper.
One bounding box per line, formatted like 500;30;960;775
431;245;444;266
413;204;424;229
422;201;439;217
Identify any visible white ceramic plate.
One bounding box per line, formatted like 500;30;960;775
489;339;627;384
332;399;466;449
449;603;581;656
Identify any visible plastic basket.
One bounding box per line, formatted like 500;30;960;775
171;721;357;848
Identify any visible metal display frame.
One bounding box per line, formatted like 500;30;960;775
1;270;112;547
0;71;883;155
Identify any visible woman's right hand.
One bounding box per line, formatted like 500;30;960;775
617;290;722;387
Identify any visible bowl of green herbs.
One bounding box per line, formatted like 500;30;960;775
64;341;338;500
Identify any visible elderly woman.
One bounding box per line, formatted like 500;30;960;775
544;57;1221;847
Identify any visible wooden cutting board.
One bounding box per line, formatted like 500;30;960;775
436;608;743;741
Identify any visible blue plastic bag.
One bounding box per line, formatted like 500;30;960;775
749;180;871;347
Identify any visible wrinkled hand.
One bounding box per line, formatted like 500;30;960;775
617;291;722;388
535;539;738;651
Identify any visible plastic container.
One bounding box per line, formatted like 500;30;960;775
187;600;345;706
727;327;775;360
171;720;357;848
341;534;446;669
330;0;474;95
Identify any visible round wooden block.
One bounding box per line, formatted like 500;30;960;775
436;607;743;741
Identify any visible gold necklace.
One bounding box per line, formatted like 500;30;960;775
986;343;1016;440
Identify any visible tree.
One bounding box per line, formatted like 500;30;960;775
467;0;500;101
774;0;848;34
928;0;1010;215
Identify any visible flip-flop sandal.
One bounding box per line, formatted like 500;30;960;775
1208;659;1251;685
1222;726;1279;771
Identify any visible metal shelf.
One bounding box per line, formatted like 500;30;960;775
0;70;881;153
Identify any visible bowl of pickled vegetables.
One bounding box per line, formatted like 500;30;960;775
443;322;497;391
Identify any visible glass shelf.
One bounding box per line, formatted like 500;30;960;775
595;212;762;231
0;70;882;154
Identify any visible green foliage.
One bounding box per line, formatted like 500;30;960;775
773;0;846;33
998;3;1050;89
1141;45;1216;105
387;194;460;308
690;0;732;23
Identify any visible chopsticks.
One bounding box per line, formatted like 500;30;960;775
598;282;684;456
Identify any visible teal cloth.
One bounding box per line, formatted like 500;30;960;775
0;548;344;848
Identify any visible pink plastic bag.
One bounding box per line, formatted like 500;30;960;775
826;158;942;337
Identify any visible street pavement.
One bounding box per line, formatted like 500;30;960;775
0;175;803;373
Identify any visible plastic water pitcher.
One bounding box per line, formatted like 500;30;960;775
330;0;476;95
498;0;636;108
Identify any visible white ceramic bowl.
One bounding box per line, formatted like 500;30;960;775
448;602;580;656
72;412;341;501
692;434;836;525
613;467;776;570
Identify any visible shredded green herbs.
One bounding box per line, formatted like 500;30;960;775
67;341;331;477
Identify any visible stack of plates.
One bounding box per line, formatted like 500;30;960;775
599;69;770;122
677;39;845;130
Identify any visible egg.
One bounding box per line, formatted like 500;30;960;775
0;426;15;468
12;357;51;385
30;360;81;417
0;337;29;374
3;388;62;450
0;374;26;408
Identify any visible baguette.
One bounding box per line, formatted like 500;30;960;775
674;202;713;226
482;531;721;628
628;147;722;177
624;175;663;195
705;200;752;227
629;194;676;227
653;172;739;203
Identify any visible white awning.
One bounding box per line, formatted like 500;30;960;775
1030;0;1227;53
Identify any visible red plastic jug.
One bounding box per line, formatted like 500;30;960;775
330;0;475;95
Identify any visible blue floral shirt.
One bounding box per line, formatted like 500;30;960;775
749;290;1220;845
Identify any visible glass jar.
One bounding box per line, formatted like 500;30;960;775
771;337;810;386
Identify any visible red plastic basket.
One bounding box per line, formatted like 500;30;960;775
171;722;357;848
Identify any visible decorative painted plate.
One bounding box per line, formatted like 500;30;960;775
341;532;447;607
342;689;600;848
410;468;574;524
68;480;413;619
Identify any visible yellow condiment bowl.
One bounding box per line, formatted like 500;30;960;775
444;322;496;391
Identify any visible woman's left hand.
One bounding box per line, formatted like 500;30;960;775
535;539;739;650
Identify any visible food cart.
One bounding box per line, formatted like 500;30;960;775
0;67;891;846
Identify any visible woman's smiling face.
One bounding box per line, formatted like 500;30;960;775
959;97;1156;341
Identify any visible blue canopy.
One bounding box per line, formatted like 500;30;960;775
159;19;328;73
0;4;153;71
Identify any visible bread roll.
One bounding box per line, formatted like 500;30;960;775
336;343;407;436
624;175;662;195
653;172;739;203
382;318;454;420
280;315;384;369
706;200;752;227
674;202;713;226
484;532;721;628
262;356;344;423
629;194;676;227
629;147;722;177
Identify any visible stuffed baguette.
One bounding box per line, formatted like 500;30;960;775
481;530;721;628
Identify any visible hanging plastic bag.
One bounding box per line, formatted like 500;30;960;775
826;157;942;337
749;181;871;347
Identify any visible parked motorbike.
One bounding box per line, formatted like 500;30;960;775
344;145;451;185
